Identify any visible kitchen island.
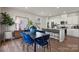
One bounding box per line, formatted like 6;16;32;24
42;28;65;42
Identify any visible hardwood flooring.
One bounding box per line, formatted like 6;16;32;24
0;36;79;52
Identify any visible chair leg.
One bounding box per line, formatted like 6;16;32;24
49;44;51;52
3;38;5;44
48;39;51;52
22;44;25;52
46;44;48;51
44;47;46;52
42;46;45;52
47;44;48;49
26;45;29;52
32;44;33;47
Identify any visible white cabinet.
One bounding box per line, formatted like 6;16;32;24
46;29;65;42
4;31;13;39
67;29;79;37
67;14;78;24
73;29;79;37
67;29;72;36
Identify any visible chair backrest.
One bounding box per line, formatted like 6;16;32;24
43;34;50;41
24;29;30;32
29;26;37;34
20;32;34;45
35;36;45;43
35;36;48;46
35;34;50;42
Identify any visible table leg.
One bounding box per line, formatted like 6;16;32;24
34;42;36;52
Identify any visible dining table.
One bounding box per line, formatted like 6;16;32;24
25;31;49;52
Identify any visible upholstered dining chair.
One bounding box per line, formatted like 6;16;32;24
35;34;50;52
20;32;34;52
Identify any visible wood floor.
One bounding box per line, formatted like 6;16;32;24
0;36;79;52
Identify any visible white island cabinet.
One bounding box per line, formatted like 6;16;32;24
59;29;65;42
44;28;65;42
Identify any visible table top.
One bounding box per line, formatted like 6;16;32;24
25;32;48;39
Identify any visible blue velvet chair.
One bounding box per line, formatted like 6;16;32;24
42;34;51;51
35;34;50;52
43;34;50;42
24;29;30;32
20;32;34;52
29;26;37;35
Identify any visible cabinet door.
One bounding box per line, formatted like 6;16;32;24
67;17;72;24
67;29;73;36
13;31;21;39
72;16;78;24
72;29;79;37
67;29;79;37
67;15;78;24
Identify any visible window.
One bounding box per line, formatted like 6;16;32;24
15;16;28;30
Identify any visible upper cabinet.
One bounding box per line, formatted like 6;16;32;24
48;13;79;27
67;13;78;25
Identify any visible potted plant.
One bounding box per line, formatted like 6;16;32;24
0;12;15;39
28;20;33;28
28;20;37;35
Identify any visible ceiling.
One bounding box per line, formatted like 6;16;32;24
8;7;79;17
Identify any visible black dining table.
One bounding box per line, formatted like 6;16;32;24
25;31;48;52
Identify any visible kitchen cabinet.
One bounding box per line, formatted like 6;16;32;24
13;31;22;39
67;29;79;37
67;14;78;24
